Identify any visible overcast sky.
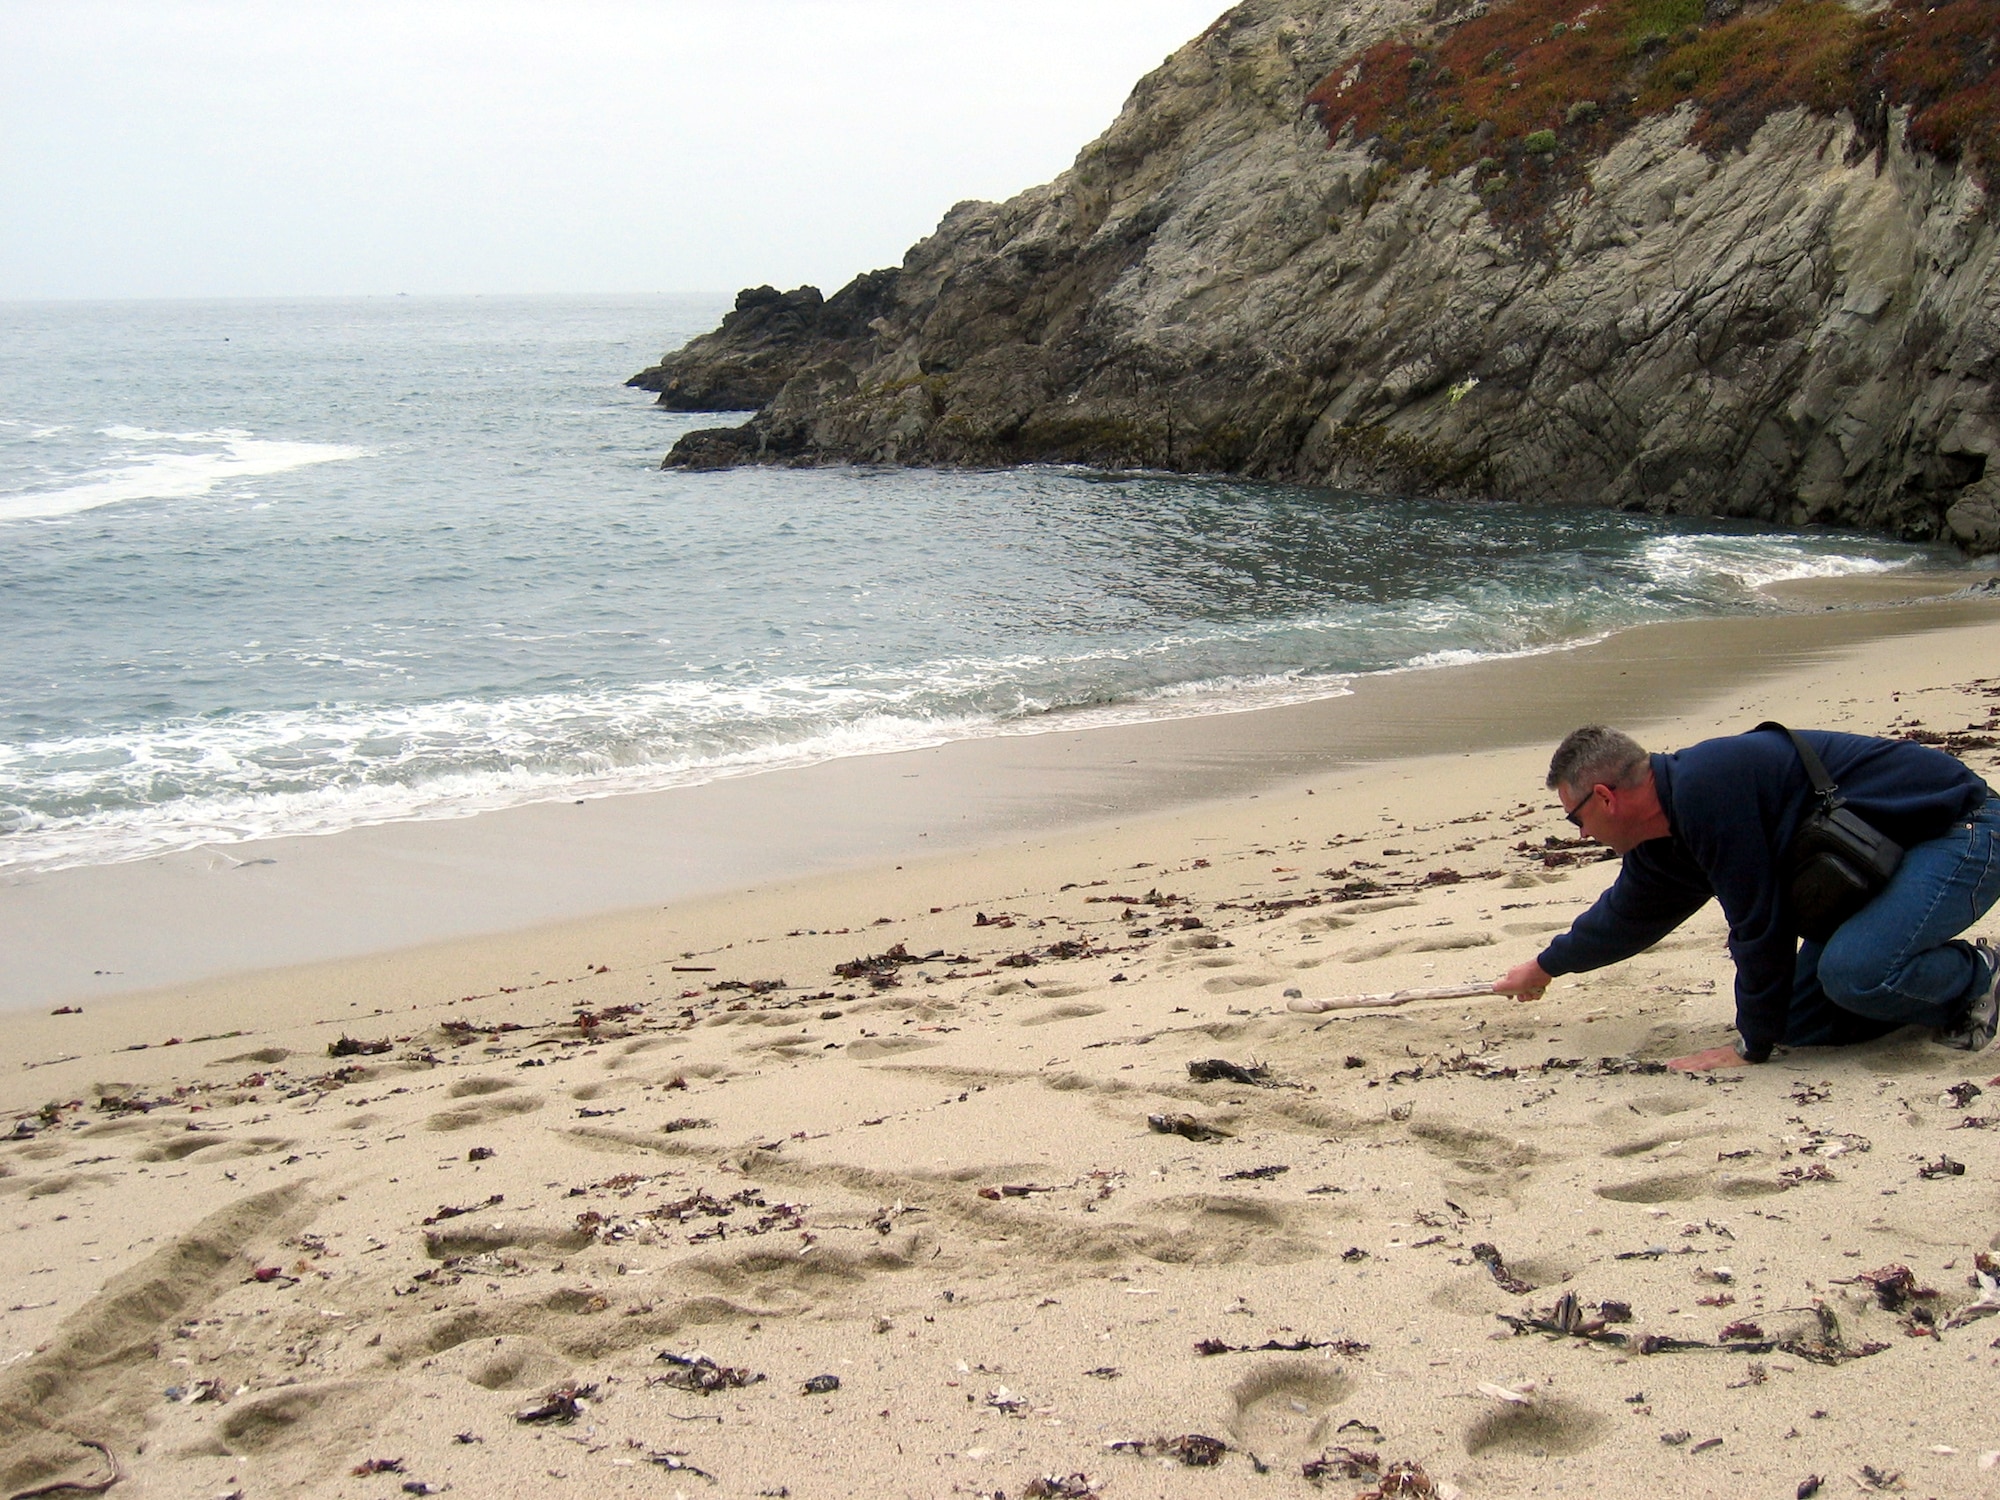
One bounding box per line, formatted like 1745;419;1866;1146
0;1;1229;301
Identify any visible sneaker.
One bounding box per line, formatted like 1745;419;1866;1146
1936;939;2000;1051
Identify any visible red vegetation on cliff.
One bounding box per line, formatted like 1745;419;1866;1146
1305;0;2000;215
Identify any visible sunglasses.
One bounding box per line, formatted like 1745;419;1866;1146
1562;788;1595;827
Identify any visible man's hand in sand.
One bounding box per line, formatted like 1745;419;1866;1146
1668;1044;1746;1072
1493;960;1551;1000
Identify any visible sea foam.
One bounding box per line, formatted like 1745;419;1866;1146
0;427;366;522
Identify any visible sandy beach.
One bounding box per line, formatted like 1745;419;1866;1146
7;589;2000;1499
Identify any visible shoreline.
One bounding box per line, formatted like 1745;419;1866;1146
4;577;1994;1012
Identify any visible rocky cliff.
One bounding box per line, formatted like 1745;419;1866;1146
631;0;2000;550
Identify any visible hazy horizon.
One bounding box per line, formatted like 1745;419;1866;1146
1;1;1226;303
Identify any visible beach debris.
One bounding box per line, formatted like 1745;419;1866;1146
1147;1112;1231;1141
653;1352;765;1394
979;1183;1057;1199
422;1193;504;1226
1187;1058;1270;1085
401;1484;441;1496
1220;1164;1289;1181
1690;1437;1723;1453
833;942;929;989
327;1035;393;1057
643;1452;717;1482
1947;1257;2000;1326
659;1117;715;1133
1857;1464;1902;1490
1942;1081;1984;1108
1287;981;1498;1014
8;1440;120;1500
1477;1380;1538;1406
1195;1335;1369;1356
1797;1477;1822;1499
1083;1366;1121;1379
1301;1445;1380;1481
1107;1434;1228;1467
1719;1320;1766;1341
1917;1154;1965;1178
800;1374;840;1395
1850;1265;1936;1311
467;1146;495;1161
1495;1291;1627;1342
1350;1458;1453;1498
351;1458;405;1476
453;1432;481;1444
1789;1082;1832;1104
1780;1163;1836;1186
985;1387;1029;1416
1470;1242;1535;1294
1660;1430;1690;1446
1720;1360;1768;1400
164;1378;231;1404
1023;1475;1099;1498
1787;1301;1889;1364
514;1383;596;1424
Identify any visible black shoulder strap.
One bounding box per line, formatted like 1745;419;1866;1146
1753;720;1843;809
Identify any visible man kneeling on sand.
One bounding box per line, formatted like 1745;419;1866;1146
1494;724;2000;1071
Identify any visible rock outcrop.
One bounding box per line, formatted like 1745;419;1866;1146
637;0;2000;550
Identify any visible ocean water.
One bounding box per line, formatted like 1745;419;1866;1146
0;295;1956;876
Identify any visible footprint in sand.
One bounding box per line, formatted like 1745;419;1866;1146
1592;1171;1710;1203
0;1171;114;1199
845;1037;942;1059
1224;1361;1356;1463
1336;932;1496;964
1601;1125;1720;1158
438;1334;574;1391
210;1047;291;1066
447;1076;519;1098
1595;1168;1788;1202
425;1093;543;1131
1018;1003;1106;1026
1462;1396;1607;1457
422;1219;596;1259
603;1036;674;1070
1202;974;1283;994
203;1380;389;1457
1590;1091;1701;1125
1407;1120;1539;1197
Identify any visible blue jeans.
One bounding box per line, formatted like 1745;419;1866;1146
1782;796;2000;1047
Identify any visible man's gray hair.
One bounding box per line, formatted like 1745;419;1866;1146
1547;725;1649;792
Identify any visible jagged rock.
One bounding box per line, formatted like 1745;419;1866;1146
627;274;898;411
640;0;2000;545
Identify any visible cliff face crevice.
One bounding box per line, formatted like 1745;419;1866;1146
635;0;2000;550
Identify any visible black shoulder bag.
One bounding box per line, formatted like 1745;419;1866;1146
1756;721;1903;944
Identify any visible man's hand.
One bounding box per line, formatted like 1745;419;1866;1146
1494;960;1552;1000
1668;1045;1746;1072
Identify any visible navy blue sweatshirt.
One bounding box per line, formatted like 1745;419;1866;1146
1538;727;1988;1062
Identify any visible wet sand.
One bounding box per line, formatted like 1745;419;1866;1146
4;582;1997;1010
